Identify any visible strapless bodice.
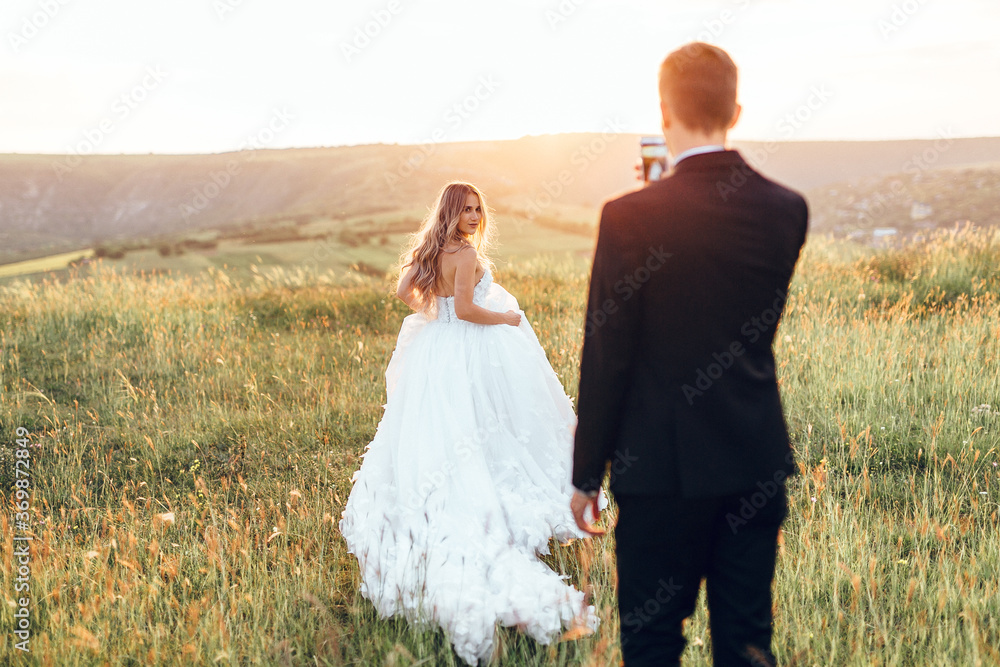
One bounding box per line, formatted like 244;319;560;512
435;268;493;323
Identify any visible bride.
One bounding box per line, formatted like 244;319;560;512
339;181;599;664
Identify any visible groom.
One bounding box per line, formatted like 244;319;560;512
571;43;808;666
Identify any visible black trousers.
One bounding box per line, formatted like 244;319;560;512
615;484;787;666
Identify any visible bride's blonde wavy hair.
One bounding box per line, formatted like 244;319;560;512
398;181;495;311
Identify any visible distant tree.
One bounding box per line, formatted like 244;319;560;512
94;244;126;260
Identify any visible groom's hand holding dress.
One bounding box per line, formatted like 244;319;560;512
570;489;605;536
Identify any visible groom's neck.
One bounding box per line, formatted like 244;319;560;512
665;126;729;160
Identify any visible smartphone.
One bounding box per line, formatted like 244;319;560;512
640;136;668;182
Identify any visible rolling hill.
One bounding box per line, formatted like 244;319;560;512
805;163;1000;235
1;135;998;273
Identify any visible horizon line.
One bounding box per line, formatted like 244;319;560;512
3;132;999;159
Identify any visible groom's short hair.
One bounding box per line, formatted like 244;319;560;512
659;42;738;134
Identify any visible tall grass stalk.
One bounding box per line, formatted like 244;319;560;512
1;228;998;665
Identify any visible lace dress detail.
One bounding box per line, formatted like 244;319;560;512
339;265;597;665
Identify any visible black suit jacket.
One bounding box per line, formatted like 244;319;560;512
573;150;808;498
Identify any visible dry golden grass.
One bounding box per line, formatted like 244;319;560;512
1;227;999;665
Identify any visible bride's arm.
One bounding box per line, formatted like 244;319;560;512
396;265;421;311
452;248;520;326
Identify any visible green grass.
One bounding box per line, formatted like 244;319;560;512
1;227;999;665
0;250;95;279
0;207;597;287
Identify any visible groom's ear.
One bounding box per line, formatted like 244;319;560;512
728;103;743;130
659;100;673;130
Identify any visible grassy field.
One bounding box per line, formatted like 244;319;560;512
1;227;999;665
0;206;598;286
0;250;96;279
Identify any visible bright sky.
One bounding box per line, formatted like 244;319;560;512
1;0;998;154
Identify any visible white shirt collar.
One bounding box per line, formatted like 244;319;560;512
671;144;726;168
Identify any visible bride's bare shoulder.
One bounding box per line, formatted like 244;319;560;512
440;242;476;265
441;240;475;254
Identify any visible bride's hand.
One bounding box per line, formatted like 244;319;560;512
502;310;521;326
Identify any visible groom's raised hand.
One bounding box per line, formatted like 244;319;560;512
571;490;606;536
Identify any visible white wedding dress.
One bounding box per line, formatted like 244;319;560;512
339;267;598;665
